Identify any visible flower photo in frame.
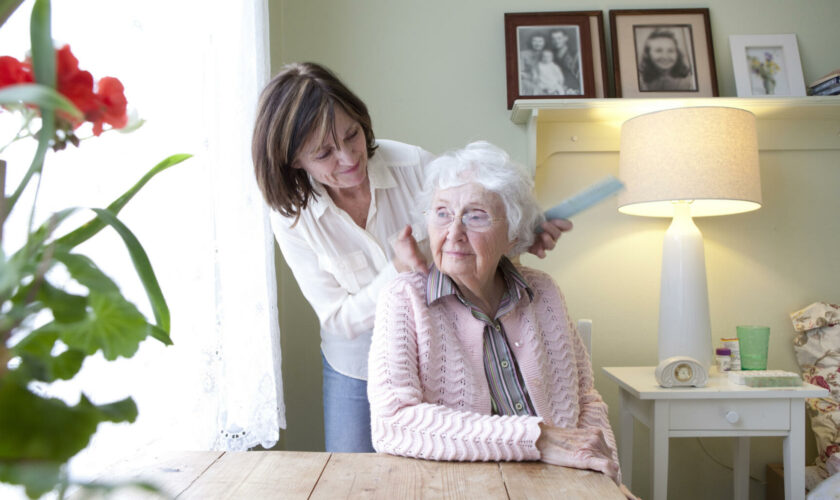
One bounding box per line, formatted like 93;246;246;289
729;34;806;97
504;11;606;109
609;8;719;97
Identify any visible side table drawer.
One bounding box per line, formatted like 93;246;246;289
669;399;790;431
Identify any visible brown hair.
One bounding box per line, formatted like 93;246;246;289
251;62;377;218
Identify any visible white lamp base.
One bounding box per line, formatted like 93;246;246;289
658;202;713;370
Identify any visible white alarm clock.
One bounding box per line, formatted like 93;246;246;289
655;356;707;388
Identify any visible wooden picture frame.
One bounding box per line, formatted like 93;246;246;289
729;34;806;97
609;8;719;97
504;11;605;109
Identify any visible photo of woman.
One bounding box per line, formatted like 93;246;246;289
634;26;698;92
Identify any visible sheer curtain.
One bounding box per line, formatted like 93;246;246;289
0;0;283;484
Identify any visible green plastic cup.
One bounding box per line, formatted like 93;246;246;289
736;326;770;370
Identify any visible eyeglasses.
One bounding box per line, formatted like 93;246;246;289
424;208;504;232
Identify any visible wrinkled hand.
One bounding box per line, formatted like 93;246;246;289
528;219;573;258
536;424;619;483
391;225;427;274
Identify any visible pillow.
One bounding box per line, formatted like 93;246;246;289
790;302;840;481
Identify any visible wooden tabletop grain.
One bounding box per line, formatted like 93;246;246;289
83;450;624;499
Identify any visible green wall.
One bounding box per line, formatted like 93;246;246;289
269;1;840;499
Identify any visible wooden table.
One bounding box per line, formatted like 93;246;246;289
87;450;624;499
603;366;829;500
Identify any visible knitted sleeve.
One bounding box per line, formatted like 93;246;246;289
557;279;622;482
519;267;621;481
368;274;542;462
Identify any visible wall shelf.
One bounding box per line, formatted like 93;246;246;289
511;97;840;170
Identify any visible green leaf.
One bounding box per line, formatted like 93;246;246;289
67;479;166;498
8;207;79;268
55;153;192;250
0;460;62;498
0;248;22;301
50;252;155;360
34;280;87;323
54;252;120;295
14;350;85;382
49;291;148;361
0;84;83;119
147;324;173;346
29;0;54;89
88;208;170;334
10;328;57;357
0;380;137;463
11;328;86;382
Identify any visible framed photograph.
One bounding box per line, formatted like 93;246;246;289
609;9;719;97
729;34;806;97
504;11;606;109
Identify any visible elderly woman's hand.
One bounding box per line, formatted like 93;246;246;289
391;225;428;274
536;423;619;482
528;219;573;258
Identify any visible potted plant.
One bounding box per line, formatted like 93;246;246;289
0;0;189;496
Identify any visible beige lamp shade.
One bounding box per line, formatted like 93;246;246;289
617;107;762;217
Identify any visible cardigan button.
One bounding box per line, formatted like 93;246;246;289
514;341;521;347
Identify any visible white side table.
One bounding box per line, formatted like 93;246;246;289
602;366;828;500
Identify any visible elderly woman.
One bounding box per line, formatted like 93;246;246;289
368;141;624;486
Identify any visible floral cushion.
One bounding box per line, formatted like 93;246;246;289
790;302;840;477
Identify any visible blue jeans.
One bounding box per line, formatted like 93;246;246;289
321;352;374;452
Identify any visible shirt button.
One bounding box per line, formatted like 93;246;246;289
515;402;523;411
514;341;521;348
501;360;510;368
494;324;501;331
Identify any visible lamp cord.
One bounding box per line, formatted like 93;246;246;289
696;438;767;485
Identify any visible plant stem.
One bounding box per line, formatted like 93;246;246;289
27;164;43;239
0;343;7;378
0;159;5;245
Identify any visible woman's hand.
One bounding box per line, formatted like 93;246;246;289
391;225;427;274
536;424;619;483
528;219;573;258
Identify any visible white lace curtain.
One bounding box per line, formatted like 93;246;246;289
0;0;283;482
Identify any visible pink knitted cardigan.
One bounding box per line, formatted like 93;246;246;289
368;265;620;474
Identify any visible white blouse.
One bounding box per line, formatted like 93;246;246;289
270;139;435;379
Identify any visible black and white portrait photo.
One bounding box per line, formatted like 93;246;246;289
633;25;698;92
516;25;583;96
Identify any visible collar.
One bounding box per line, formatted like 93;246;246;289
306;150;397;219
425;256;534;309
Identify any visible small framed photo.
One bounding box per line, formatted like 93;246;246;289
609;8;719;97
504;11;606;109
729;34;806;97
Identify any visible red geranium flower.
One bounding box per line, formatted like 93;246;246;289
2;44;129;149
0;55;33;88
89;76;127;136
54;45;99;127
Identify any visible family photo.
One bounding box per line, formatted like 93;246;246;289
517;25;584;96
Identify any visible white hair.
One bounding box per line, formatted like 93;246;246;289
417;141;544;256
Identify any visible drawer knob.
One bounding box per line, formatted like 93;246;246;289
725;411;740;424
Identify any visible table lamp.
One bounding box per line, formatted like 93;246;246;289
617;107;762;370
